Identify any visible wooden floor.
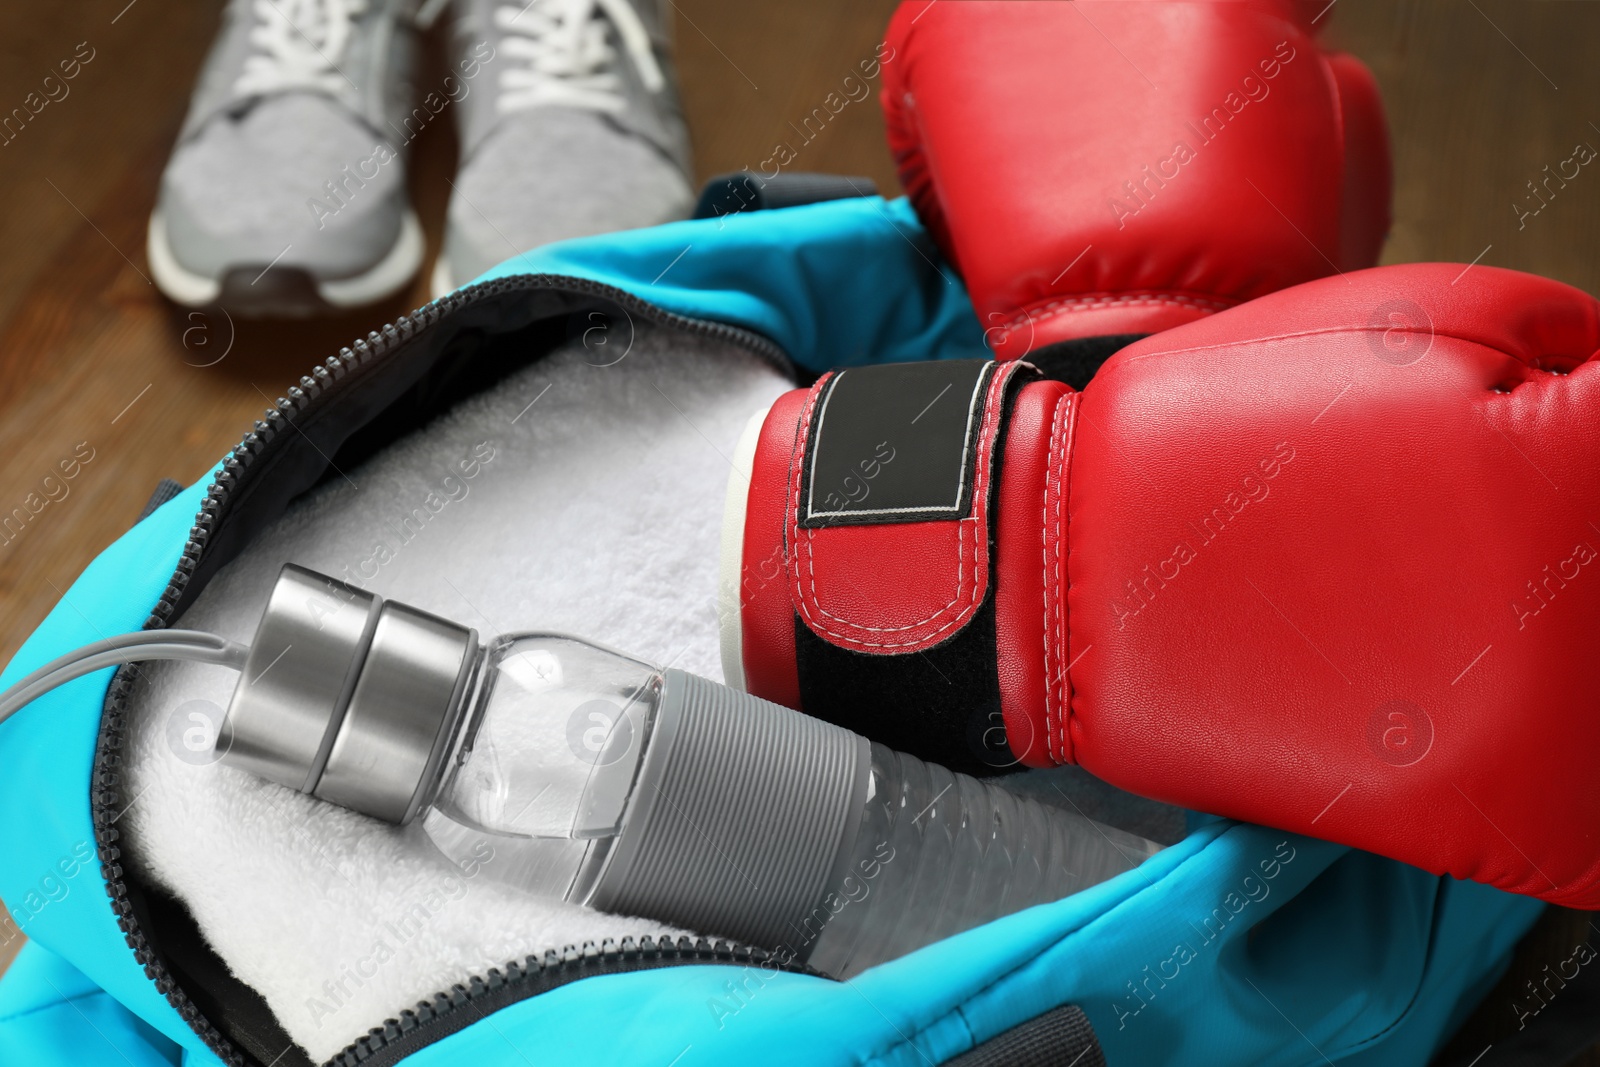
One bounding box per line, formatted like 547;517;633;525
0;1;1597;1060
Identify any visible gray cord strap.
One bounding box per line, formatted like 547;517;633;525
0;630;249;725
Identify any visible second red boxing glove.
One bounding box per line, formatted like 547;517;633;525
881;0;1391;358
722;263;1600;908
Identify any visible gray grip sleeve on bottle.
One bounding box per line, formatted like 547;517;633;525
588;669;870;954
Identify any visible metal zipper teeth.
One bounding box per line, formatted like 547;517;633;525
328;934;809;1067
89;276;796;1067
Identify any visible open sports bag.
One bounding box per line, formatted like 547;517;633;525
0;186;1575;1067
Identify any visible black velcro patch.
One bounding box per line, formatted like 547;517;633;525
799;359;995;527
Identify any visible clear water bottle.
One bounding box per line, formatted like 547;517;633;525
215;565;1161;977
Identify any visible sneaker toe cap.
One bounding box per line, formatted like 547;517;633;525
158;94;409;281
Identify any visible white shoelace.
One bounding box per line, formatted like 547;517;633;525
234;0;369;98
494;0;665;116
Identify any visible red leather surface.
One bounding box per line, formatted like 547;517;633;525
993;378;1074;768
785;363;1022;655
1326;50;1392;271
1067;263;1600;905
791;519;984;652
881;0;1391;354
738;388;808;709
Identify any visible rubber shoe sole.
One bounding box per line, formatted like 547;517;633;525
147;207;424;316
429;255;456;302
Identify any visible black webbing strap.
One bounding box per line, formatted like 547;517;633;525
692;171;879;221
946;1004;1106;1067
135;477;186;522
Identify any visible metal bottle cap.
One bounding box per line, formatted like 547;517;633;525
218;564;478;825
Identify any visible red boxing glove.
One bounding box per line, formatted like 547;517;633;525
723;263;1600;907
881;0;1391;357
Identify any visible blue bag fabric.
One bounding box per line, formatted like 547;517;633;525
0;196;1543;1066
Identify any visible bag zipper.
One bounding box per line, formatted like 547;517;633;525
89;276;805;1067
327;934;801;1067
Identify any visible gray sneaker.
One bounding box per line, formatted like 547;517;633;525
432;0;693;295
149;0;425;316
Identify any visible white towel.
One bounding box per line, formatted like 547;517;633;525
122;324;790;1061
